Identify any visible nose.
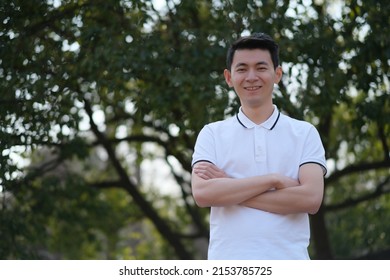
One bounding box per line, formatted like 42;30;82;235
245;69;258;82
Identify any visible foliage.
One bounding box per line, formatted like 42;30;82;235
1;0;389;259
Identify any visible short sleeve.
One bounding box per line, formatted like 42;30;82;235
191;125;217;167
300;125;327;175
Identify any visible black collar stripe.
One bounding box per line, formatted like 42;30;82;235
236;110;280;130
236;114;247;128
270;111;280;130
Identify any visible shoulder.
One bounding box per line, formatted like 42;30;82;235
275;113;323;143
201;115;237;132
278;113;317;132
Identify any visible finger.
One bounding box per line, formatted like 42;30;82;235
194;166;218;179
194;169;213;180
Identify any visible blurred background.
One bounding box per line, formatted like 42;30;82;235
0;0;389;259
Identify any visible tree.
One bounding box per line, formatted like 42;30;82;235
1;0;389;259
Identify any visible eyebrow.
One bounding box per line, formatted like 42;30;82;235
234;61;269;69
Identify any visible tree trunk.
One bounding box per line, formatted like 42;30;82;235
311;206;333;259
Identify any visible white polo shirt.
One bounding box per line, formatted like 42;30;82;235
192;105;327;260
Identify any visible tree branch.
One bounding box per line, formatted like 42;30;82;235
325;175;390;211
88;180;122;190
326;159;390;184
82;97;193;259
21;1;93;38
377;122;390;161
5;154;65;195
165;157;209;238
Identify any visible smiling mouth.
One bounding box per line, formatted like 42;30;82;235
244;86;262;91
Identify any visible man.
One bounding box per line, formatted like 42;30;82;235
191;33;327;260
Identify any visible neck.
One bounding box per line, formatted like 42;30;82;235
241;103;274;125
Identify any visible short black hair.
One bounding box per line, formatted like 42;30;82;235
226;32;279;70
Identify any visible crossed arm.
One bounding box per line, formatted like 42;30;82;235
191;161;324;215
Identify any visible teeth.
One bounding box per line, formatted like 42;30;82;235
246;86;260;90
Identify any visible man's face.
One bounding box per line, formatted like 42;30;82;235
224;48;282;109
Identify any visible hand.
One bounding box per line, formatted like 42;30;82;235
272;174;300;189
193;162;228;180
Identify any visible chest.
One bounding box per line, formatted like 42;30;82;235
214;127;303;178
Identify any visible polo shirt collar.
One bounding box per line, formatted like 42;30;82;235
236;105;280;130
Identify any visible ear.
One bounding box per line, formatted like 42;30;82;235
274;66;283;84
224;69;233;87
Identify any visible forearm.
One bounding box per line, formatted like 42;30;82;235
241;164;324;215
241;185;322;215
191;172;278;207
